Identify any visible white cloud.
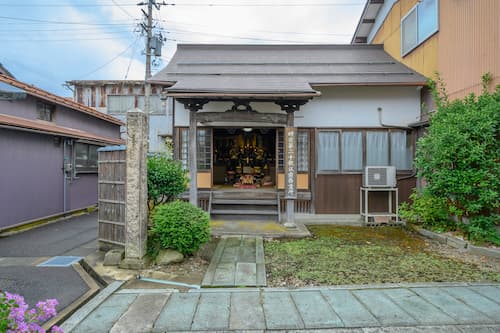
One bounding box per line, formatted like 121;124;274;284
0;0;365;95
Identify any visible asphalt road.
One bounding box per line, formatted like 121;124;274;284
0;212;98;312
0;212;98;257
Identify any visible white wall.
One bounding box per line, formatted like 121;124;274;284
295;86;421;128
175;86;421;129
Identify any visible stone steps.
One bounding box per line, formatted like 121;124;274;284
210;190;279;222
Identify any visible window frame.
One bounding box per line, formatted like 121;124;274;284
107;95;135;115
316;128;414;175
36;101;55;122
316;129;341;174
178;127;212;171
137;95;165;115
401;0;439;57
74;142;99;174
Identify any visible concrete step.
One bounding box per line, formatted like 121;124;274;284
211;214;279;221
212;191;277;200
212;199;277;205
212;204;278;211
211;209;278;215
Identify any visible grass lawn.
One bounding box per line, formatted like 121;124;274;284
265;225;500;286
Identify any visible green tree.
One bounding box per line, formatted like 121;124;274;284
147;154;188;208
412;74;499;243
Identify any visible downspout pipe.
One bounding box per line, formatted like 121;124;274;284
377;107;417;180
377;107;412;130
63;138;67;212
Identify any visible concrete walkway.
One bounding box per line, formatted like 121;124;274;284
202;236;266;287
62;283;500;332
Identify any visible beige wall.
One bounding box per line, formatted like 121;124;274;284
372;0;499;100
438;0;500;100
372;0;438;79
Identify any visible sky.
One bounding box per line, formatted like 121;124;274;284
0;0;366;97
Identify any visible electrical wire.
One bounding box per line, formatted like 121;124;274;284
78;37;140;78
0;15;135;25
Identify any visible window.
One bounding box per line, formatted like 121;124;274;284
179;128;211;171
390;131;413;170
36;102;54;121
366;131;389;166
180;129;188;170
277;129;284;172
297;131;309;172
317;131;340;172
197;129;211;170
107;95;134;115
137;95;164;115
401;0;439;55
342;131;363;171
75;143;99;173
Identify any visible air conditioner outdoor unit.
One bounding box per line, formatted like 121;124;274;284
363;166;396;188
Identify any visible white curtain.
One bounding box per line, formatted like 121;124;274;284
366;131;389;166
342;132;363;171
391;131;412;170
318;132;340;171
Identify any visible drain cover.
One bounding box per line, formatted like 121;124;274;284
37;256;82;267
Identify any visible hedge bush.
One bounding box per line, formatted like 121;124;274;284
147;154;188;208
406;74;499;244
150;200;210;255
399;189;451;231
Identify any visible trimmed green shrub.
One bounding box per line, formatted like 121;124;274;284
147;154;188;208
150;200;210;255
462;215;500;246
399;189;451;231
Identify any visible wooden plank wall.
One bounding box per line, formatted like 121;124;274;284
315;174;415;214
98;149;126;248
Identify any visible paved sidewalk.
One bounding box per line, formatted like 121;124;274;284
201;236;266;287
63;283;500;332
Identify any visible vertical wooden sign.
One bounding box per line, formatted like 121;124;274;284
285;127;297;199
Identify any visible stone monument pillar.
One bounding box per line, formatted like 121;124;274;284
120;109;149;269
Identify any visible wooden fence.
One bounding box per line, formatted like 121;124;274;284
97;146;126;249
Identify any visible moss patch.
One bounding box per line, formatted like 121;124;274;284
265;225;500;286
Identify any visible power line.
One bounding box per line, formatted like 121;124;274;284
0;1;364;7
110;0;136;18
0;15;135;25
78;38;140;78
165;27;350;43
0;37;125;42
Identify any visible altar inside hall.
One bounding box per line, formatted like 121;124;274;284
212;128;277;188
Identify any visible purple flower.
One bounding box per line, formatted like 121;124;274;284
50;325;64;333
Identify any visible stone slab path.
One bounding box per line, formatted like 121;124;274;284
62;284;500;332
201;236;266;287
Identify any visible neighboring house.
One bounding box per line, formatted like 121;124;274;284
150;44;427;220
66;80;172;153
0;73;124;230
352;0;499;105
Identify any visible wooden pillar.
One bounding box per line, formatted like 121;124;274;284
179;99;208;207
276;100;308;228
189;110;198;206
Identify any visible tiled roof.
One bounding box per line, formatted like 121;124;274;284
152;44;428;97
0;74;124;126
0;113;125;145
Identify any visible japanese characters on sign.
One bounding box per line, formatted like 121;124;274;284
285;127;297;199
